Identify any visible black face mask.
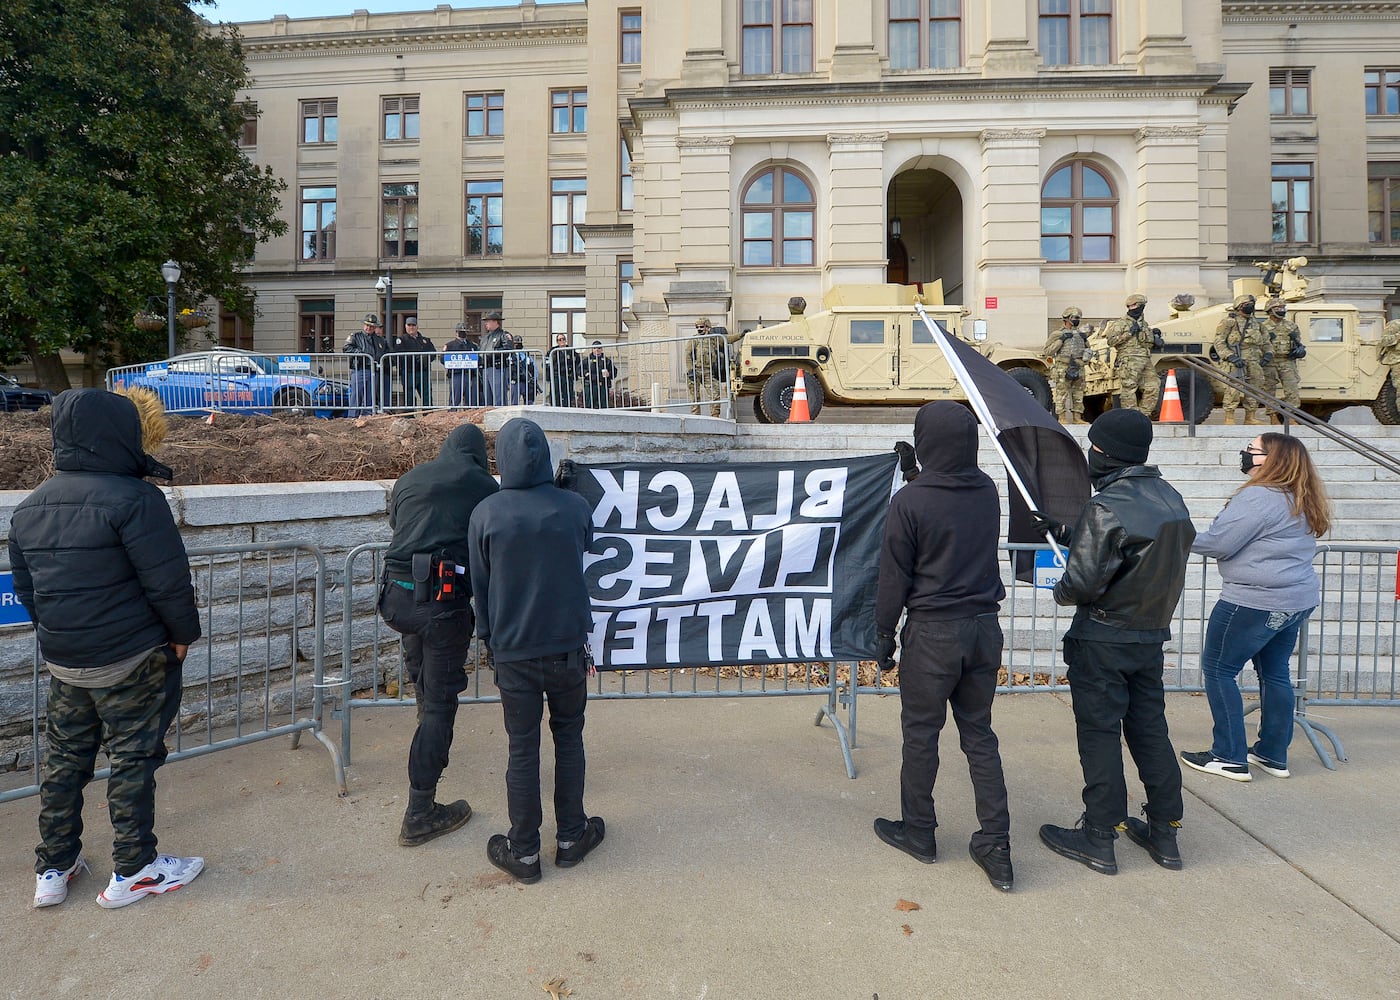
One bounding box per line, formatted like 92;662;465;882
1127;306;1145;320
1068;318;1080;327
1239;449;1264;475
1087;450;1122;484
1240;305;1255;316
1270;310;1286;320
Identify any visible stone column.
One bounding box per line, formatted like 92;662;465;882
826;132;889;285
676;135;736;272
830;0;882;81
1135;0;1197;75
978;0;1039;75
1135;125;1208;298
680;0;727;86
977;128;1047;337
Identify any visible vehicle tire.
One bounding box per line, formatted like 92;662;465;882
1005;367;1053;412
275;387;314;410
758;368;824;423
752;395;771;423
1372;377;1400;426
1151;367;1213;423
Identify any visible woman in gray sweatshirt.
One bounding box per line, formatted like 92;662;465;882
1181;433;1332;782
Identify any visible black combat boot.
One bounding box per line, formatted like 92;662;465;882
398;789;472;847
1122;812;1183;871
1038;814;1118;875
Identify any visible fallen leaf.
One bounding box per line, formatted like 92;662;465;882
894;898;921;912
901;924;913;937
542;977;573;999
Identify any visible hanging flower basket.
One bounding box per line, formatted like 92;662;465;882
177;310;211;330
133;311;165;332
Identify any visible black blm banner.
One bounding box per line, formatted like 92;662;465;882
574;454;898;669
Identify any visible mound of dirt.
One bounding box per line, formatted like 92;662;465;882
0;409;495;491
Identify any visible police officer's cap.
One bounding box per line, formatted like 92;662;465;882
1061;306;1083;320
363;313;382;326
405;316;418;326
1232;293;1256;308
483;309;503;321
1125;294;1147;308
454;321;468;333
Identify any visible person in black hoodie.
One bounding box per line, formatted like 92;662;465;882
380;423;500;846
468;417;601;884
9;388;203;909
871;401;1013;891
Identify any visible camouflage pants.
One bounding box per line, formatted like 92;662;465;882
36;648;182;877
1050;364;1084;418
688;373;723;417
1222;359;1266;415
1115;350;1159;416
1261;358;1300;407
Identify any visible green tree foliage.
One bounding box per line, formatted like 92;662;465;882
0;0;286;387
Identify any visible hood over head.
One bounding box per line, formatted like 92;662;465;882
494;417;554;489
438;422;490;472
51;388;173;480
912;401;986;486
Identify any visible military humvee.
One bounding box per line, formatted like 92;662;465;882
733;283;1049;423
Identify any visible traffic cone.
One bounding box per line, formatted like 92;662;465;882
788;369;812;423
205;411;217;426
1159;369;1185;423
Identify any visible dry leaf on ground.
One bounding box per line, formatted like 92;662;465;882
894;898;921;912
542;977;572;999
901;924;913;936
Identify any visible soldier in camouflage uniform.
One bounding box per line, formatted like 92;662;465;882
689;317;724;417
1214;293;1270;425
1259;297;1302;414
1044;306;1089;424
1102;293;1160;417
1380;319;1400;399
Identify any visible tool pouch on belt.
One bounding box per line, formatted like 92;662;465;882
411;552;433;604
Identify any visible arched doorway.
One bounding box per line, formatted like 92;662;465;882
887;168;964;304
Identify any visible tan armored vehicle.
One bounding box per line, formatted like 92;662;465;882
733;283;1049;423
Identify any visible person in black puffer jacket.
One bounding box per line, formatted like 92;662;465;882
10;388;204;909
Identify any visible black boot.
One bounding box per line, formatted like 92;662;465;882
399;789;472;847
487;834;542;884
874;817;937;864
1039;814;1118;875
1123;813;1183;871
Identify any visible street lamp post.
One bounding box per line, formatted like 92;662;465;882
161;259;181;359
375;271;393;413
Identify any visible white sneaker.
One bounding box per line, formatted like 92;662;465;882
1248;752;1291;778
34;856;89;908
1180;750;1252;782
96;854;204;909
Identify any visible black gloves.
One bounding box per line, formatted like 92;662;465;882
894;441;919;483
554;459;580;491
1261;352;1274;365
1030;510;1072;546
874;631;897;673
1151;328;1165;350
1289;342;1307;360
1228;354;1244;369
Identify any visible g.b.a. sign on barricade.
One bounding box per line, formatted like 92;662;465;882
1033;549;1065;590
573;454;898;669
1;572;32;628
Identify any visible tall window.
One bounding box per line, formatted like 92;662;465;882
1040;161;1116;262
1269;69;1311;116
1369;164;1400;245
300;186;336;261
460;296;503;339
620;10;642;65
382;96;420;141
298;298;335;352
619;260;634;335
237;102;258;147
382;183;419;259
1271;163;1313;243
551;89;588;134
742;0;814;75
466;93;505;137
551;178;587;255
300;99;337;144
620;138;633;212
1365;69;1400;115
741;165;815;267
550;294;588;342
888;0;961;70
1039;0;1111;67
466;180;504;257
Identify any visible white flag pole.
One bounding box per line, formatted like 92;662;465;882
913;301;1067;566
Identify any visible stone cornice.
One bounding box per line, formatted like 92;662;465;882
1223;1;1400;20
980;127;1047;144
1137;125;1208;141
675;135;736;149
827;131;889;147
237;22;587;58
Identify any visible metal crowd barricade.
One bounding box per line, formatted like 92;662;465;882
1;541;345;805
106;351;356;418
378;348;547;413
333;543;858;776
551;333;731;415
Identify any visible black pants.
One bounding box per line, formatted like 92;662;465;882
1063;637;1183;828
495;650;589;857
898;614;1010;852
378;584;474;792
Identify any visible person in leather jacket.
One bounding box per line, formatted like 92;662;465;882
1034;408;1196;876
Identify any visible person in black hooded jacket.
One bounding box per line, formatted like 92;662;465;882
379;422;499;847
468;417;601;884
10;388;203;909
871;401;1013;891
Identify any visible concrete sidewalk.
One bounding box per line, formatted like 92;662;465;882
1;691;1397;999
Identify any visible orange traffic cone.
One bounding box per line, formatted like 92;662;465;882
1159;369;1185;423
205;411;217;426
788;369;812;423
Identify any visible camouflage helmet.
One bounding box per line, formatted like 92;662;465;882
1061;306;1083;321
1125;294;1147;308
1266;297;1286;313
695;316;713;331
1232;293;1256;309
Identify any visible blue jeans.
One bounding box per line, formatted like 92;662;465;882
1201;600;1312;766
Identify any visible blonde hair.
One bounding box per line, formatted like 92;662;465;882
1236;433;1332;537
113;386;170;452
